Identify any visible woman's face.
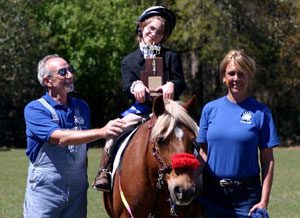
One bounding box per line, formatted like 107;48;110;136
223;61;250;101
142;18;164;44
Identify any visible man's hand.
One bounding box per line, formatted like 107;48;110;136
102;118;126;138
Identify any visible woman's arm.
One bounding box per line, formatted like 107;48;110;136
198;143;207;171
249;147;275;214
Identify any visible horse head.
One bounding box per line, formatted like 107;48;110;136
103;96;202;218
150;95;200;206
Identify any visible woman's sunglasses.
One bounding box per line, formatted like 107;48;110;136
57;67;74;77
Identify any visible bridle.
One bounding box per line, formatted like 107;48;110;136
151;146;172;189
149;144;179;217
147;119;179;217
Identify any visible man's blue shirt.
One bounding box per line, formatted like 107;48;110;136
24;92;90;163
197;96;280;179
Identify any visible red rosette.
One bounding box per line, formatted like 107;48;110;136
171;153;200;171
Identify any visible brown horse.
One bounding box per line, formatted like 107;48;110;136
103;96;202;218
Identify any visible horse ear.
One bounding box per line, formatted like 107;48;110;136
153;95;165;116
182;95;197;113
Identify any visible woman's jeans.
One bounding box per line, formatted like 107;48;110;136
199;174;261;218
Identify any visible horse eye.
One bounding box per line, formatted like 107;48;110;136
156;137;166;145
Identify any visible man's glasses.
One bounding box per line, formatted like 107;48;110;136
57;67;74;77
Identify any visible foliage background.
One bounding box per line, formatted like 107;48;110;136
0;0;299;147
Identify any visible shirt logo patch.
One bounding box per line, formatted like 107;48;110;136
240;111;253;124
74;115;85;129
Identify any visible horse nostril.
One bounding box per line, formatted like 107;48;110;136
174;185;196;201
174;186;182;193
174;186;183;199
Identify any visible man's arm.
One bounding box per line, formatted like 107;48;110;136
50;118;126;146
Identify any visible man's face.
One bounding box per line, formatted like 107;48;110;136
45;57;74;93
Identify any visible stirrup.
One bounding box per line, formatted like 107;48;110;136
92;169;111;192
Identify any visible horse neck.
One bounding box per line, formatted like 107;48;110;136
126;118;155;170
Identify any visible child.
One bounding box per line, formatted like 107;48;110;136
92;6;186;192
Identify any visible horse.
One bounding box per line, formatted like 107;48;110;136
103;96;203;218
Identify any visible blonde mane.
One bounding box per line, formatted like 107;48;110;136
150;99;199;140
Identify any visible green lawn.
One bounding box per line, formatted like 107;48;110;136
0;147;299;218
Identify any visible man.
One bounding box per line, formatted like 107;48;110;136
23;54;125;218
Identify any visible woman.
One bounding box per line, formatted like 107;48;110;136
92;6;186;192
197;49;280;217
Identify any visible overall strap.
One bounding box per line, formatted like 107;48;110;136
34;98;60;165
37;98;59;123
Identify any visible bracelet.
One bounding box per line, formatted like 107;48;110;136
130;80;144;94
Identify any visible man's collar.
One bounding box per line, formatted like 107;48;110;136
44;92;73;108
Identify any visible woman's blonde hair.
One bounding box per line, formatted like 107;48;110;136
219;49;256;81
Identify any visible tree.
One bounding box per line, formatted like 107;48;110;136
38;0;146;134
169;0;300;144
0;0;50;146
0;0;299;147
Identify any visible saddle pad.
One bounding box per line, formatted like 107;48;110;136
111;127;138;189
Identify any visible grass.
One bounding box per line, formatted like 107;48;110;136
0;148;108;218
0;147;300;218
268;147;300;217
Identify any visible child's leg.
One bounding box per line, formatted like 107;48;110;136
92;138;113;192
92;113;143;192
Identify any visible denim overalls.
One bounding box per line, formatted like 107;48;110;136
23;98;88;218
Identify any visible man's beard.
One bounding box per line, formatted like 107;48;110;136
65;83;74;93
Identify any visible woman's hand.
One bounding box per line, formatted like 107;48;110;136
248;202;268;216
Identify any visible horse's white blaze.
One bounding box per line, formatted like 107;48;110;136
175;127;184;141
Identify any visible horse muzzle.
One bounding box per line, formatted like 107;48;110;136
167;153;200;205
168;180;197;205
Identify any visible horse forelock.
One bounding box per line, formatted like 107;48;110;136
150;99;199;140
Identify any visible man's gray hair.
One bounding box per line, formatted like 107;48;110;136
37;54;60;86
